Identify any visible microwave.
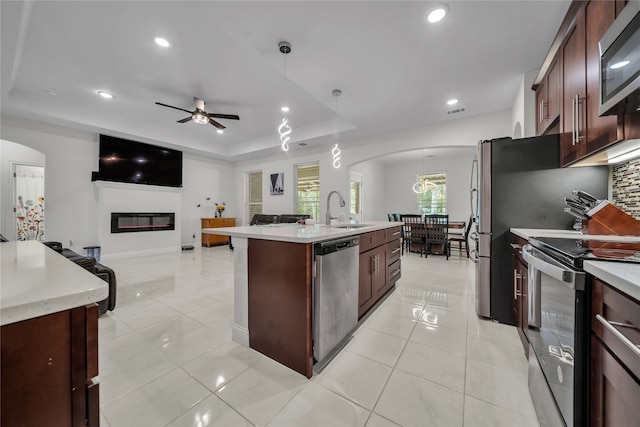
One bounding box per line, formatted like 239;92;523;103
599;0;640;116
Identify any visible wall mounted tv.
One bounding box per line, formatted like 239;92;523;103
98;135;182;188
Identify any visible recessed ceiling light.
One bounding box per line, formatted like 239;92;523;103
426;4;449;23
281;106;290;113
447;99;458;105
217;129;224;134
610;60;630;69
154;37;171;47
97;90;113;99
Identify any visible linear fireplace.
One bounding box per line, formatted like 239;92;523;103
111;212;175;233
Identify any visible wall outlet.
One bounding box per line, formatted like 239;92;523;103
192;233;196;239
69;240;73;246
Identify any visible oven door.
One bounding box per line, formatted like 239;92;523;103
523;245;586;427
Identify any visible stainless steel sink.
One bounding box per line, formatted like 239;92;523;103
332;224;372;229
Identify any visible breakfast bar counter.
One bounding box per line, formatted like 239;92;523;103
204;221;401;378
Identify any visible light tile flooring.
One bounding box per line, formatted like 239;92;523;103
98;246;539;427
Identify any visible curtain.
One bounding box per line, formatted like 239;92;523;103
15;164;45;241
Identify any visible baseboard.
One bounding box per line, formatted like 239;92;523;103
100;246;180;261
232;323;249;347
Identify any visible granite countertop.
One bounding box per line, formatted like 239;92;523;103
0;241;108;326
203;221;401;243
584;261;640;301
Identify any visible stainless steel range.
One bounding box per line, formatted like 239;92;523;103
524;237;640;426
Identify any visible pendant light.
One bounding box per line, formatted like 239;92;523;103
331;89;342;169
412;150;436;194
278;41;292;151
412;150;426;194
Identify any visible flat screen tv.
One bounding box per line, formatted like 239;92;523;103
98;135;182;187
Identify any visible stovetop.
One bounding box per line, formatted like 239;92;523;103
530;237;640;269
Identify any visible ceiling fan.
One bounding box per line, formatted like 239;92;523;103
155;97;239;130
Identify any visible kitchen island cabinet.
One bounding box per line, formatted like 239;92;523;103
0;241;108;427
205;222;401;378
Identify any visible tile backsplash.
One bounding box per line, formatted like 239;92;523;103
611;157;640;220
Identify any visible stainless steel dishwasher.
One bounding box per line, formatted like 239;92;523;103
313;236;359;369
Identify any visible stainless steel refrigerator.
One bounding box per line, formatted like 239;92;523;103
471;135;607;324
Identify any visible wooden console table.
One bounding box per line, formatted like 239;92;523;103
201;217;236;247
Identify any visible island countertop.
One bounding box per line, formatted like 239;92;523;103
203;221;401;243
0;241;108;326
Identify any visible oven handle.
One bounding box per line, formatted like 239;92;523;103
596;314;640;358
522;245;576;288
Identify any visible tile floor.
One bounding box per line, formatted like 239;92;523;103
98;245;540;427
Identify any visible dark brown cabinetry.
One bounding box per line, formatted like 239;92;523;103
536;56;560;135
1;304;100;427
511;234;529;355
590;277;640;427
201;217;236;247
358;226;401;319
560;1;625;166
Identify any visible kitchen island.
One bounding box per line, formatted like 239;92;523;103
1;241;108;426
204;221;402;377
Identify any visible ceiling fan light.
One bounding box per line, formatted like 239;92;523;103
447;98;458;105
281;106;290;113
192;112;208;124
217;129;224;134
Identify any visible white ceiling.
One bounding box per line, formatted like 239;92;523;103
1;1;570;163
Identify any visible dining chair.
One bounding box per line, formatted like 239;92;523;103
449;217;472;258
402;214;425;256
424;214;450;260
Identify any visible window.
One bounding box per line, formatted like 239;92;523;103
417;172;446;214
246;171;262;222
296;163;320;220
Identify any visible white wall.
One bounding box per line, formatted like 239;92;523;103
234;109;511;225
0;116;236;253
2;107;512;249
349;158;386;222
181;155;237;245
0;139;46;239
382;151;476;223
512;70;538;139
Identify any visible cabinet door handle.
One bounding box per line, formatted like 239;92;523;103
539;100;543;123
513;269;522;300
392;231;401;237
596;314;640;358
391;248;401;255
571;95;576;145
575;95;584;142
390;268;401;278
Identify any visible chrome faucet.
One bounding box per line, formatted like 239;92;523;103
326;190;346;226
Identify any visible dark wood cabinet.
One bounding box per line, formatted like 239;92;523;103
561;3;587;166
511;234;529;356
1;304;100;427
201;217;236;247
590;277;640;427
559;0;631;166
358;226;401;319
536;55;560;135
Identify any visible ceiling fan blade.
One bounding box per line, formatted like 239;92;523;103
194;97;205;111
208;118;226;129
208;113;240;120
156;102;193;114
177;117;192;123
